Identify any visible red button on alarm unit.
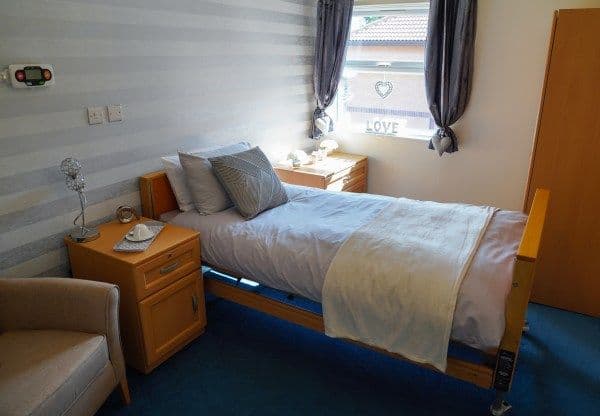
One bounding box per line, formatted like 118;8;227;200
15;70;25;82
42;69;52;81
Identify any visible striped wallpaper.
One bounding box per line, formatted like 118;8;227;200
0;0;317;277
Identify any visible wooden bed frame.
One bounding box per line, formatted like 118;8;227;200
140;170;549;415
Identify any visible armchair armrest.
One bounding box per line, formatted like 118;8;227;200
0;277;126;382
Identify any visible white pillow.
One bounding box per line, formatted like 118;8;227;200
161;141;251;211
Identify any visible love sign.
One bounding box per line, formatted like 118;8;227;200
366;120;400;135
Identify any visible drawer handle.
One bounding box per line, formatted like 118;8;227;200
191;295;199;313
160;261;180;275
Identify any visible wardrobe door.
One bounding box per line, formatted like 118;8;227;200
525;9;600;317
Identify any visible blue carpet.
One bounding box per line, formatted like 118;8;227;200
98;300;599;416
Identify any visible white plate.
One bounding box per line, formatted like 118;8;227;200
125;232;154;242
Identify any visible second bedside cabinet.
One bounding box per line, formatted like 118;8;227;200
274;152;368;193
65;218;206;374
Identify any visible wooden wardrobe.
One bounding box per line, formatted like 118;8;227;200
525;8;600;317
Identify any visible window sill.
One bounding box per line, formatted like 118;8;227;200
371;132;431;142
337;128;432;143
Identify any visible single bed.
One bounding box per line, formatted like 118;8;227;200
140;170;549;415
160;184;525;353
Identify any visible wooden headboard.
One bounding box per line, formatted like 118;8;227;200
139;171;178;220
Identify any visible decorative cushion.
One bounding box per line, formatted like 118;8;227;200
161;142;250;212
209;147;288;219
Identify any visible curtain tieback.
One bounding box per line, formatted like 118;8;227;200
429;126;458;157
311;107;333;139
313;107;328;120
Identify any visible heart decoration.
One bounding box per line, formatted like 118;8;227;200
314;117;331;135
431;134;452;157
375;81;393;99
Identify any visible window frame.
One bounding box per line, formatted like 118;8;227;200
334;1;433;141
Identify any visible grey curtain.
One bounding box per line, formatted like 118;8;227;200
425;0;477;156
311;0;354;139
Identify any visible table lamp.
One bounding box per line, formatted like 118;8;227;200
60;158;100;243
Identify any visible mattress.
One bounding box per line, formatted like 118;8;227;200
162;184;526;352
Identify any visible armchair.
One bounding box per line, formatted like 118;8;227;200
0;277;130;416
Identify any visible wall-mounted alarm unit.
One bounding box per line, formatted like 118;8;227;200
8;64;55;88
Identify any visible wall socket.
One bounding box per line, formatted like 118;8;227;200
107;104;123;123
87;106;104;125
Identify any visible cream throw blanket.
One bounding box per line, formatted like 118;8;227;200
322;198;496;371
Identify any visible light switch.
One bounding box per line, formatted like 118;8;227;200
107;104;123;123
87;107;104;125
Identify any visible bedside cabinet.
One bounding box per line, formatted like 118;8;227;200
65;218;206;374
274;152;368;193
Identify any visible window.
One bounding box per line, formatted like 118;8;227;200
335;2;434;138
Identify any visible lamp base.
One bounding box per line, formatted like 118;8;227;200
69;226;100;243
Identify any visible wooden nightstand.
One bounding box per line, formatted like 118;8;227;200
65;218;206;374
274;152;368;193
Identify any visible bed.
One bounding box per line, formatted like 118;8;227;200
140;170;549;415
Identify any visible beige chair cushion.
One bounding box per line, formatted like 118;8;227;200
0;329;112;416
0;278;126;384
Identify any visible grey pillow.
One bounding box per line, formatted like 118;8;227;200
163;141;250;211
178;141;251;215
209;147;288;219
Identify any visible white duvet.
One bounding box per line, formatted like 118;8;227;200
323;198;496;371
162;184;526;352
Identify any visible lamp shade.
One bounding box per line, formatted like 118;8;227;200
60;158;82;178
66;174;86;192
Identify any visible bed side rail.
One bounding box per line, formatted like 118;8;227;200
494;188;550;393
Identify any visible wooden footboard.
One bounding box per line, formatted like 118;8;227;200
493;188;550;392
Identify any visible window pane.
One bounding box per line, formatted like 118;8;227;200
339;70;434;136
338;10;435;138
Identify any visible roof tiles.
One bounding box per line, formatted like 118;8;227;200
349;14;428;45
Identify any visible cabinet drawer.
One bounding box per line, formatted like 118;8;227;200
326;172;367;192
344;178;367;193
326;160;367;185
139;272;206;370
134;239;200;300
275;168;325;188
